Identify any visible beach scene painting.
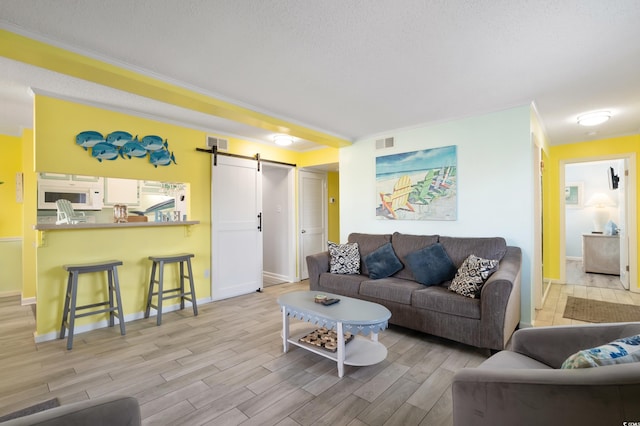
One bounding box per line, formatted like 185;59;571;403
376;145;457;220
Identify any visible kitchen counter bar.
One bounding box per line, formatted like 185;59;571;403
34;221;199;230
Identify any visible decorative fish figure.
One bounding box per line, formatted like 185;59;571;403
149;149;177;167
141;135;166;151
91;142;119;162
120;138;147;159
75;131;104;151
106;131;133;146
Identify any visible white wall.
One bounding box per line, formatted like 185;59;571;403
262;165;290;279
565;159;623;258
339;105;536;326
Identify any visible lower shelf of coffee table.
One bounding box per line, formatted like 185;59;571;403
286;322;387;366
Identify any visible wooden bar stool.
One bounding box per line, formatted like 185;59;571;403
60;260;126;350
145;253;198;325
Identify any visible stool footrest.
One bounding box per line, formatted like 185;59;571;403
74;301;111;311
65;306;121;320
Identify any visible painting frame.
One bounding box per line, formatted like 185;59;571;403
375;145;457;221
565;182;583;208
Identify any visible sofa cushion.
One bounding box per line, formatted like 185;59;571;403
390;232;440;280
561;334;640;369
348;233;392;276
412;285;481;319
364;242;403;279
359;278;423;305
405;243;457;286
449;255;499;299
438;236;507;267
328;241;360;274
318;272;366;297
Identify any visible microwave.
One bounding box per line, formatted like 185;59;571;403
38;181;104;210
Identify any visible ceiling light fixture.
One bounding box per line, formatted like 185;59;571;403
577;111;611;126
273;134;293;146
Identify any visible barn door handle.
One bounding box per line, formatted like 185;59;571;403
257;212;262;231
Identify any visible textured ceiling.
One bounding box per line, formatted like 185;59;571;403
1;0;639;148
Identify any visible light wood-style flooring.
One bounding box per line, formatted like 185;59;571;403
0;281;491;426
534;260;640;326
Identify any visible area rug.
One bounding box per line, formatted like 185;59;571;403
563;296;640;323
0;398;60;422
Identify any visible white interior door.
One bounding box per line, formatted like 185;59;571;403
619;160;630;289
211;156;263;300
299;170;327;280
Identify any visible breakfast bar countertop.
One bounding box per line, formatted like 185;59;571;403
33;221;200;230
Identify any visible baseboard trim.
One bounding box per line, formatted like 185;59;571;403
21;296;36;306
33;296;214;343
263;271;293;283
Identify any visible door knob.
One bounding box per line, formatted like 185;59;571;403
301;229;306;234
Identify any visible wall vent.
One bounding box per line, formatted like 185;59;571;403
206;136;228;151
375;137;394;149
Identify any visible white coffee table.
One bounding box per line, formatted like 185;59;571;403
277;291;391;377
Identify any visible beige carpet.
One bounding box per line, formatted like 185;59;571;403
563;296;640;323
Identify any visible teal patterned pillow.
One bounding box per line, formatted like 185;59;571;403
561;334;640;369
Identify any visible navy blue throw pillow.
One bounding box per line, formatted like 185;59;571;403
364;243;403;279
406;243;457;286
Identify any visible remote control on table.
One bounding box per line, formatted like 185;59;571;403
321;298;340;306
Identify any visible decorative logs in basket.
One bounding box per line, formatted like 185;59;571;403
298;327;354;352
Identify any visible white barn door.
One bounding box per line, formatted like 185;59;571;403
211;156;263;300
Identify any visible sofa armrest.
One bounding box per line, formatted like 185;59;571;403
452;363;640;426
478;246;521;350
510;322;640;368
306;251;330;290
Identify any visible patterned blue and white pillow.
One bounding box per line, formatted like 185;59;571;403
449;254;499;298
328;241;360;274
561;334;640;369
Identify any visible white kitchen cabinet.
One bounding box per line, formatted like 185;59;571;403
39;172;71;181
104;178;140;206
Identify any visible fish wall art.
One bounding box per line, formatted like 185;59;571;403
75;130;178;166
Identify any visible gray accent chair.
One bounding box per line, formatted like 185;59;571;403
1;395;140;425
452;322;640;426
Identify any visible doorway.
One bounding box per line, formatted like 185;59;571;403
298;170;328;280
559;155;637;293
262;164;296;286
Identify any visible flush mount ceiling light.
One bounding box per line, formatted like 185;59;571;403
577;111;611;126
273;134;293;146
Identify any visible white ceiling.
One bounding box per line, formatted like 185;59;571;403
1;0;640;149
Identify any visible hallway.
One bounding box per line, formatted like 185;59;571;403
535;260;640;326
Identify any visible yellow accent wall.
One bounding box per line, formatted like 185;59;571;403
33;95;212;337
28;95;340;338
0;134;23;237
298;148;339;168
0;133;24;296
543;135;640;290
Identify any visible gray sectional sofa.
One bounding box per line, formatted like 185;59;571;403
306;232;522;351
